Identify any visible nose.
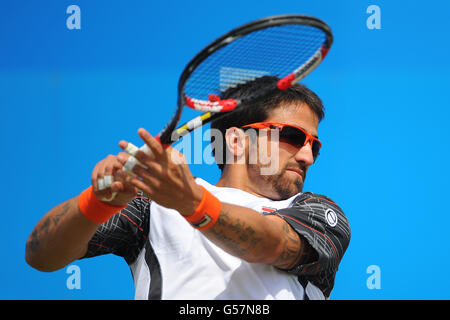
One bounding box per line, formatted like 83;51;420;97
294;142;315;166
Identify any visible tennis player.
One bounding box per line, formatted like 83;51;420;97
26;76;350;300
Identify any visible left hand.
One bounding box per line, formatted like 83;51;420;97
116;128;203;216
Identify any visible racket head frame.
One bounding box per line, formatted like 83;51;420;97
159;14;333;145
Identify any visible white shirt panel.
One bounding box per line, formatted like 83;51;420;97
131;178;323;300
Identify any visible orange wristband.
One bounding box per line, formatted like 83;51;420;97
78;186;127;224
185;186;222;230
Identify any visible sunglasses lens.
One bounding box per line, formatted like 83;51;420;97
279;126;307;147
279;126;321;160
311;141;321;159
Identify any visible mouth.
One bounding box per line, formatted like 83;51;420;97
286;167;305;181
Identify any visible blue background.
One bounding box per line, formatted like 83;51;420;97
1;0;449;299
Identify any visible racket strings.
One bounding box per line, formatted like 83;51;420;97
184;24;327;101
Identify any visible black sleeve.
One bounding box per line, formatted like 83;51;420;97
268;192;351;298
81;191;151;265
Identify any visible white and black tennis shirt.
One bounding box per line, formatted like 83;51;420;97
83;178;351;300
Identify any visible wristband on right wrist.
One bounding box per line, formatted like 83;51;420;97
184;186;222;230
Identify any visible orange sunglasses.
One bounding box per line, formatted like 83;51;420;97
241;122;322;160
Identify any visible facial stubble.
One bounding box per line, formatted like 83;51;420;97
248;163;304;200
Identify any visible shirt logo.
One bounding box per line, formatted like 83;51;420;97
325;208;338;227
261;207;276;214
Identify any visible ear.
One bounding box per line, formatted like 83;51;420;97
224;127;247;165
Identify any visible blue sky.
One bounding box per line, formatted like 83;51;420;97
1;0;449;299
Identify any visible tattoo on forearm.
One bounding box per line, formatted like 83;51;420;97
27;229;40;253
26;199;73;254
276;222;318;269
206;208;262;258
52;201;71;225
41;216;51;235
272;222;303;269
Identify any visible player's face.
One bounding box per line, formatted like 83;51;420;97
247;102;319;200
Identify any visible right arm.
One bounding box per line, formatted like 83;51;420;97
25;155;138;272
25;196;99;272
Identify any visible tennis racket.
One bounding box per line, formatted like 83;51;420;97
168;14;333;145
119;14;332;192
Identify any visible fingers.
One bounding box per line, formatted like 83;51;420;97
123;142;139;157
122;155;140;176
120;128;186;166
120;140;154;160
118;146;148;176
138;128;164;158
114;128;199;212
91;155;126;203
101;191;118;202
92;155;120;191
117;152;161;182
93;131;161;193
98;174;114;191
118;128;189;181
125;176;155;197
136;129;186;166
119;130;161;174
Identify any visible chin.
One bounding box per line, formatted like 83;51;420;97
272;175;303;200
248;164;304;199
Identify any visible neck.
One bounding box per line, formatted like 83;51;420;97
216;165;266;198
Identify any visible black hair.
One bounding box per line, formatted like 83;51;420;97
210;76;325;171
